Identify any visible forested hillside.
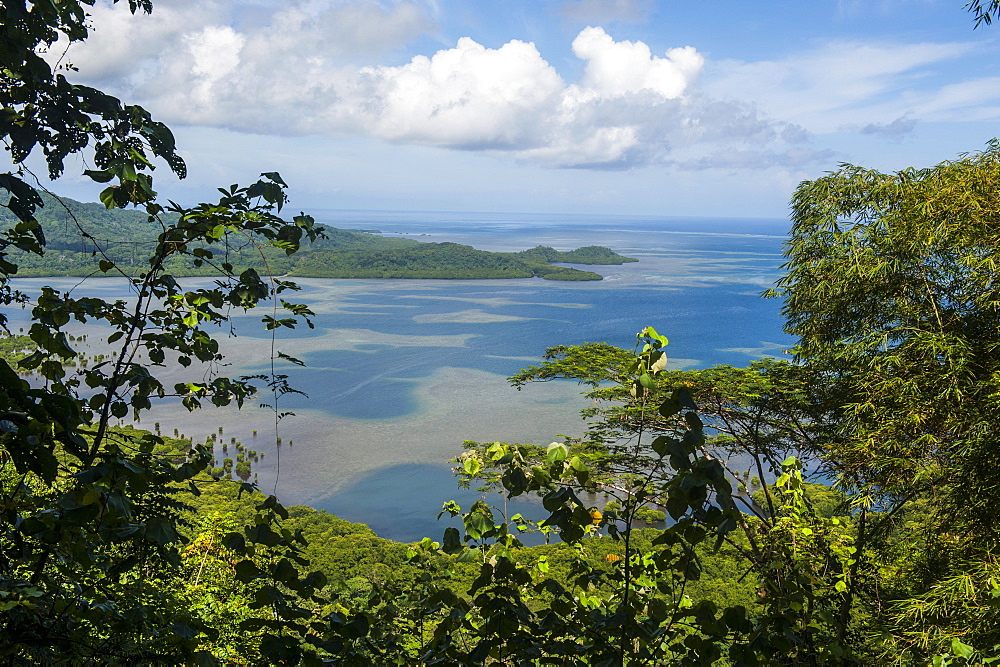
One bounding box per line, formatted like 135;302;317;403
3;0;1000;664
0;193;632;281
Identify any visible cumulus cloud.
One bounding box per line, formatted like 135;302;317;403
570;27;702;99
60;0;431;80
356;38;564;149
342;25;711;167
185;26;245;106
58;3;819;171
54;0;223;83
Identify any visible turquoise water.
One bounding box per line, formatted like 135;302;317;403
9;213;794;541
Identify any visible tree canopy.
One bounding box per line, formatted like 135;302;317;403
773;142;1000;659
0;193;633;280
2;0;999;664
1;1;329;662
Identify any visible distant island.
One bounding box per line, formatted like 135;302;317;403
1;194;637;281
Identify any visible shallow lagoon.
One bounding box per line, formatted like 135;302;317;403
9;213;794;541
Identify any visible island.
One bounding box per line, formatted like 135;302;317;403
1;193;637;281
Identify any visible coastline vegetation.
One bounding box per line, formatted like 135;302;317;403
0;192;634;281
0;333;33;364
2;0;999;663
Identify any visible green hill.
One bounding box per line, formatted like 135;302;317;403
516;245;640;265
1;193;636;280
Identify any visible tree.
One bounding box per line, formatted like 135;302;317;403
774;142;1000;661
403;144;1000;663
0;2;332;662
4;2;996;664
434;328;863;664
965;0;1000;27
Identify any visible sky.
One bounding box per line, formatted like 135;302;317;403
37;0;1000;218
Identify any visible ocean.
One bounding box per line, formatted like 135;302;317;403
8;212;794;541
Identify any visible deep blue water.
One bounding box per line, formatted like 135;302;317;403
9;212;795;542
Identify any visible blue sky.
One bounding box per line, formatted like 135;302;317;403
43;0;1000;218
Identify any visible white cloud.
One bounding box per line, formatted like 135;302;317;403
57;4;818;171
704;40;994;132
357;37;564;148
54;0;223;83
570;26;702;99
906;77;1000;120
185;26;245;105
58;0;431;80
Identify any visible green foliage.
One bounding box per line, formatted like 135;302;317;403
966;0;1000;27
516;244;639;265
2;1;995;663
0;334;33;365
516;259;603;280
0;191;387;277
269;240;623;280
0;2;336;662
291;241;536;279
331;328;860;664
508;344;841;488
775;143;1000;662
0;196;632;280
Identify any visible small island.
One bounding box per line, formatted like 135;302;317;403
1;194;637;281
